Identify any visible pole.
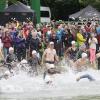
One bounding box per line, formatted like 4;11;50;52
0;0;6;12
30;0;40;23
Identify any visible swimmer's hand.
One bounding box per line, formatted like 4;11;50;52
76;77;80;82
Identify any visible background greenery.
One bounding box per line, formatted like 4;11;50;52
6;0;100;20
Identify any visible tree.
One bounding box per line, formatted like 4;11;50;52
2;0;100;20
41;0;80;20
79;0;100;11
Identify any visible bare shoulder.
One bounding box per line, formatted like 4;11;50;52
53;49;56;52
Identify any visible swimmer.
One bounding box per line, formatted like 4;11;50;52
43;64;60;84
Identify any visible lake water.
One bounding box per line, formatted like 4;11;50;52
0;63;100;100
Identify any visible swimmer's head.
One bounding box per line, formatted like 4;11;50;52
9;47;14;54
47;64;55;74
50;41;54;45
48;68;55;75
81;52;87;58
4;71;10;79
71;41;76;46
32;50;37;55
48;64;55;69
49;41;54;48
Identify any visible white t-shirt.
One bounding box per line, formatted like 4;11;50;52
88;38;98;49
47;30;51;35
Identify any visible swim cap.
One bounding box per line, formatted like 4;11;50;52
82;53;87;58
5;71;10;75
71;41;75;45
9;47;14;51
48;64;55;69
32;50;37;55
50;41;54;45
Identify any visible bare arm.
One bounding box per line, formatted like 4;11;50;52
54;53;59;62
41;49;47;64
0;49;4;60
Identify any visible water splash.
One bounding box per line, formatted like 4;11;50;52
0;61;100;98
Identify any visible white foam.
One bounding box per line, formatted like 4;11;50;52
0;62;100;97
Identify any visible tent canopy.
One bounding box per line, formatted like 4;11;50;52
0;1;36;25
4;1;35;13
69;5;100;19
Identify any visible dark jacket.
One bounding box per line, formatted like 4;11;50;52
30;37;40;51
13;36;26;48
25;33;32;49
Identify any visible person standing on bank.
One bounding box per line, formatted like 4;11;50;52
88;33;98;69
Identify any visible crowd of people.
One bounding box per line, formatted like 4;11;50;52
0;19;100;82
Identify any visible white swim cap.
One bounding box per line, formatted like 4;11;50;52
71;41;75;45
5;71;10;75
9;47;14;51
50;41;54;45
82;53;87;58
32;50;37;55
48;64;55;69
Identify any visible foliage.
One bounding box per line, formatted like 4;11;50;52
3;0;100;20
42;0;100;20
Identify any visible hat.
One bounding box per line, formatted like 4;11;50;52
50;41;54;45
9;47;14;51
71;41;76;45
32;50;37;55
82;53;87;58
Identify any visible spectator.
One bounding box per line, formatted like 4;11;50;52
56;24;64;57
14;33;26;61
77;31;86;46
2;30;12;58
88;33;98;68
30;30;40;56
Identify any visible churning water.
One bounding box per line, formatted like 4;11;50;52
0;62;100;100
